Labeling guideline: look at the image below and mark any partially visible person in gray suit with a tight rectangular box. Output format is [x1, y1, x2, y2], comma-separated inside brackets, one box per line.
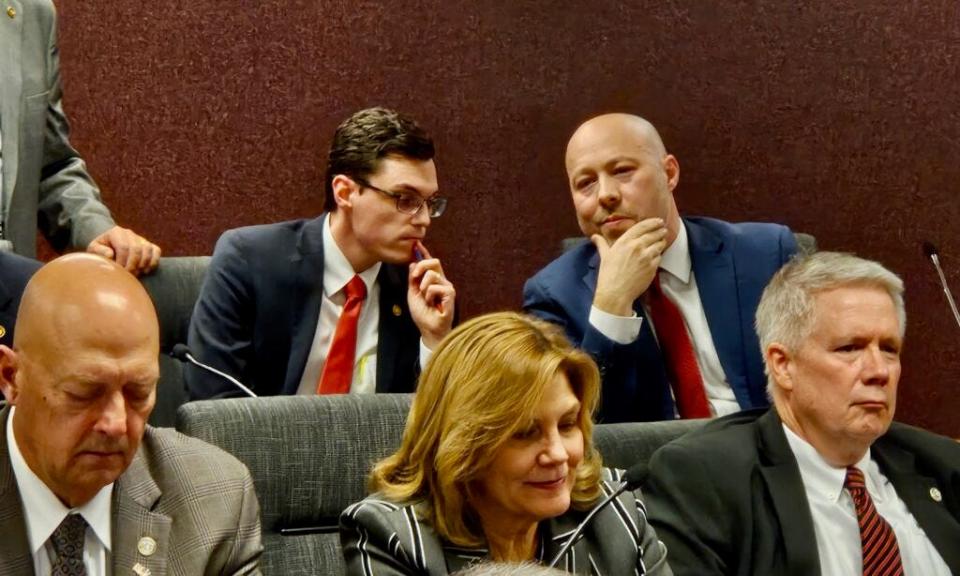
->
[1, 0, 160, 274]
[341, 312, 671, 575]
[0, 253, 262, 574]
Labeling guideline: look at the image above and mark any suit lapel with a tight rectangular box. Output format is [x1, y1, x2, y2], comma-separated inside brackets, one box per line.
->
[112, 435, 172, 576]
[283, 216, 326, 394]
[873, 436, 960, 572]
[757, 410, 822, 576]
[687, 219, 751, 406]
[0, 407, 35, 574]
[0, 0, 24, 201]
[376, 263, 410, 393]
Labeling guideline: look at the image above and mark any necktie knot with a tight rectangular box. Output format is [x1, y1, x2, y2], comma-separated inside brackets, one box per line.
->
[51, 514, 87, 576]
[345, 275, 366, 302]
[845, 466, 867, 491]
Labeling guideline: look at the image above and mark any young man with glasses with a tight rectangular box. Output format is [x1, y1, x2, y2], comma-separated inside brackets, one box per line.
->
[186, 107, 455, 398]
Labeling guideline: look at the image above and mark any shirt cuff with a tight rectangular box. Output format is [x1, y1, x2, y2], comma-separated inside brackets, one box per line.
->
[589, 306, 643, 344]
[419, 338, 433, 369]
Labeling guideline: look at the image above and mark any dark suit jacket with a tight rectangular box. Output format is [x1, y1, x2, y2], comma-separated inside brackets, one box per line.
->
[643, 408, 960, 576]
[0, 0, 115, 257]
[0, 252, 40, 347]
[523, 217, 797, 423]
[0, 407, 263, 575]
[186, 215, 421, 398]
[340, 469, 672, 575]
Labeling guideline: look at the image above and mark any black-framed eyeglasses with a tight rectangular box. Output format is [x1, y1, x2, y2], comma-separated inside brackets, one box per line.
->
[354, 178, 447, 218]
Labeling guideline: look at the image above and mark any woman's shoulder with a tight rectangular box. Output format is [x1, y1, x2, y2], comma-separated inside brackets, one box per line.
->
[341, 494, 454, 574]
[341, 493, 425, 527]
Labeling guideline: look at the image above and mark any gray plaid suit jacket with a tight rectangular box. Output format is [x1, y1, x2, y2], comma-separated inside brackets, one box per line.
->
[0, 407, 263, 575]
[0, 0, 115, 256]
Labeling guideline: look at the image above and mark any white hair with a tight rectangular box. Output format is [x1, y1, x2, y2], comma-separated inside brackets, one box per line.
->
[755, 251, 905, 396]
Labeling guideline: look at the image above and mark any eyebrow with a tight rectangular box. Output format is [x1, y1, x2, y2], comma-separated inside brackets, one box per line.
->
[391, 183, 440, 198]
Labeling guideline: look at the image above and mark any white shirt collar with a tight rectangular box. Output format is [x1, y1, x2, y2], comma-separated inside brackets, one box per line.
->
[783, 423, 874, 503]
[7, 406, 113, 554]
[659, 220, 692, 284]
[322, 214, 381, 297]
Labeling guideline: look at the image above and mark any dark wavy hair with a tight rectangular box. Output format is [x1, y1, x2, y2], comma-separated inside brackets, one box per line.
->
[323, 107, 435, 211]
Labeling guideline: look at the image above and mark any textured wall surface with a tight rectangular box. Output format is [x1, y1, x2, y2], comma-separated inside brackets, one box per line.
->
[52, 1, 960, 435]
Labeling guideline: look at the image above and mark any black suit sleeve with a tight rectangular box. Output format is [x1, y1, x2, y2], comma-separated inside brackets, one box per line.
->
[643, 442, 732, 576]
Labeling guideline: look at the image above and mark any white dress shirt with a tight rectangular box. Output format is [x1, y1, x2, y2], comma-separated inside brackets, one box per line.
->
[7, 407, 112, 576]
[589, 223, 739, 416]
[296, 214, 430, 394]
[783, 425, 951, 576]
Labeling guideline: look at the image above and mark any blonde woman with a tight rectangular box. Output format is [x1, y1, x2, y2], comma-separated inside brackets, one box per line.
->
[341, 312, 671, 575]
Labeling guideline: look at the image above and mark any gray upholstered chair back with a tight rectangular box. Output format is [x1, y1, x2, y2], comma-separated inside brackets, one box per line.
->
[175, 394, 705, 575]
[593, 419, 706, 471]
[176, 394, 413, 576]
[140, 256, 211, 427]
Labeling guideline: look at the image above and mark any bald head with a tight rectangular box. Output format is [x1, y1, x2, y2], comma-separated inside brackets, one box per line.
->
[16, 253, 159, 355]
[566, 113, 668, 174]
[1, 253, 159, 507]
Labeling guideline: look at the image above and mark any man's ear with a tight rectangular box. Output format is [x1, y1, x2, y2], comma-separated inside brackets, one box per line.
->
[0, 345, 21, 404]
[331, 174, 359, 210]
[765, 342, 794, 393]
[663, 154, 680, 193]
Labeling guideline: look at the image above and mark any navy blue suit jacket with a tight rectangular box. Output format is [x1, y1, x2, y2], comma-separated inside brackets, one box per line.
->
[0, 252, 41, 348]
[186, 216, 421, 398]
[523, 216, 797, 423]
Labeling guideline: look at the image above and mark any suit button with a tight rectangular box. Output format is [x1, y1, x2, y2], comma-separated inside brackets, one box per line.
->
[6, 7, 15, 18]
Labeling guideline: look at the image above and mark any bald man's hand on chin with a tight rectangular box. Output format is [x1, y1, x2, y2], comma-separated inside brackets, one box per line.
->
[86, 225, 162, 276]
[592, 217, 667, 317]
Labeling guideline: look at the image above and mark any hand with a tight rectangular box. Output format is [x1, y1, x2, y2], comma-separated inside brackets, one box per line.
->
[86, 226, 162, 276]
[407, 242, 455, 349]
[592, 218, 668, 316]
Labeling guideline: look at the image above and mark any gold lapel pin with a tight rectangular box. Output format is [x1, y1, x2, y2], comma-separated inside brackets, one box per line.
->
[930, 487, 943, 502]
[0, 325, 6, 339]
[133, 562, 152, 576]
[6, 6, 15, 18]
[392, 304, 402, 317]
[137, 536, 157, 556]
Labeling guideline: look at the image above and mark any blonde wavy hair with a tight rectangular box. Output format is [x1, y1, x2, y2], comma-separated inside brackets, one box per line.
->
[369, 312, 603, 547]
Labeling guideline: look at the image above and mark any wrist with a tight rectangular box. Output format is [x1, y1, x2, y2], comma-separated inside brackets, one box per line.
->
[592, 291, 634, 317]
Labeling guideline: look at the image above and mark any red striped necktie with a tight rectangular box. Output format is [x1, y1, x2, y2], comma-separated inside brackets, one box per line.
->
[645, 272, 711, 418]
[845, 466, 904, 576]
[317, 275, 367, 394]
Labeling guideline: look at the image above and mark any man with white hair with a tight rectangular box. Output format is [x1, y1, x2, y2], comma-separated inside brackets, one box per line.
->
[643, 251, 960, 575]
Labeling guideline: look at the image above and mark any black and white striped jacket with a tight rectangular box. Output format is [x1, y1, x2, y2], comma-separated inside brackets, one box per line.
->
[340, 468, 672, 575]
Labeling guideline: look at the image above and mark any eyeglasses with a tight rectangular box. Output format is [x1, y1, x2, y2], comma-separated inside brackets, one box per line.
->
[354, 178, 448, 218]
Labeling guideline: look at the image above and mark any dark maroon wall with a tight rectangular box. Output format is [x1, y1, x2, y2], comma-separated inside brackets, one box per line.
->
[54, 1, 960, 436]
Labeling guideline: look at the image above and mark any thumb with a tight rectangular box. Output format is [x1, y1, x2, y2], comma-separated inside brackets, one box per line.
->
[590, 234, 610, 259]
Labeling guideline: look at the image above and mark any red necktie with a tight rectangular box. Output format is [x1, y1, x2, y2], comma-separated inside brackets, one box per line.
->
[845, 467, 904, 576]
[317, 275, 367, 394]
[645, 272, 711, 418]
